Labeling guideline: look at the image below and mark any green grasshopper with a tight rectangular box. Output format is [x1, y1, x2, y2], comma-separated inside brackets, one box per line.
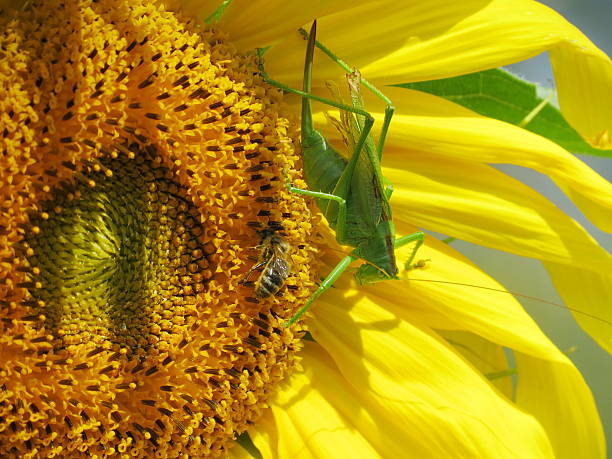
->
[257, 22, 425, 326]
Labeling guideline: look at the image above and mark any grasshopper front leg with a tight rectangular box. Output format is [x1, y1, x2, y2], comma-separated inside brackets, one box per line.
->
[396, 232, 426, 270]
[282, 168, 349, 243]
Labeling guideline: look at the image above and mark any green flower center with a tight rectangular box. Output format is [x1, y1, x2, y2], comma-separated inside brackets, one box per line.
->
[24, 145, 213, 354]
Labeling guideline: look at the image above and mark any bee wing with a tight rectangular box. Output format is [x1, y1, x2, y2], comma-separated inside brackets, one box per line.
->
[270, 256, 291, 279]
[255, 256, 292, 298]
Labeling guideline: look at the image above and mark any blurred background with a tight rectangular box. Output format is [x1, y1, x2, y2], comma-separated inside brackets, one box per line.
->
[450, 0, 612, 448]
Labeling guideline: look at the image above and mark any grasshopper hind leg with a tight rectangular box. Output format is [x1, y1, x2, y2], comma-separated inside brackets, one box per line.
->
[284, 254, 356, 327]
[285, 231, 427, 327]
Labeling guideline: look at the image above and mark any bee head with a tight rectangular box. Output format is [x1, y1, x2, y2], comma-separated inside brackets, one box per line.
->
[256, 224, 285, 241]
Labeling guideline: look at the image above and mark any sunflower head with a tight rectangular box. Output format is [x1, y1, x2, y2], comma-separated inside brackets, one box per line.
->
[0, 0, 320, 456]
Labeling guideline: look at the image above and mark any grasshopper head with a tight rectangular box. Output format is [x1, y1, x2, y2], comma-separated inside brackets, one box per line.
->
[354, 263, 398, 285]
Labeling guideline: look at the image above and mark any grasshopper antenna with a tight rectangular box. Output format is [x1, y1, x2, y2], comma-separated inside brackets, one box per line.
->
[408, 278, 612, 327]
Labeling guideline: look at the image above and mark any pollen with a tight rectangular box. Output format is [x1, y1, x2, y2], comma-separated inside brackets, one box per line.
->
[0, 0, 318, 457]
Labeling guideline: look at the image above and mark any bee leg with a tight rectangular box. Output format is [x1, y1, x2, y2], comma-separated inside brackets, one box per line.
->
[239, 261, 267, 285]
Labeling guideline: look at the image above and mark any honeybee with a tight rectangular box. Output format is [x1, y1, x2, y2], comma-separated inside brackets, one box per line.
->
[241, 230, 292, 298]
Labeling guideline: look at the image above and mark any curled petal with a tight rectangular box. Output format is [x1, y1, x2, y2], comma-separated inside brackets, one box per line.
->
[377, 88, 612, 234]
[382, 156, 612, 273]
[544, 262, 612, 355]
[368, 229, 564, 363]
[515, 353, 606, 459]
[264, 0, 612, 147]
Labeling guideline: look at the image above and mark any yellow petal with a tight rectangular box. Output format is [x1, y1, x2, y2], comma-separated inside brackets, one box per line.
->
[308, 287, 555, 457]
[442, 331, 605, 458]
[383, 154, 612, 273]
[367, 228, 564, 363]
[264, 0, 612, 147]
[250, 343, 380, 458]
[515, 353, 606, 459]
[248, 414, 278, 459]
[228, 440, 255, 459]
[544, 262, 612, 354]
[214, 0, 377, 51]
[377, 87, 612, 235]
[550, 44, 612, 148]
[439, 330, 513, 399]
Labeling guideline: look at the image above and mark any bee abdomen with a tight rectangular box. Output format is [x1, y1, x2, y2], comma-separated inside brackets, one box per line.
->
[255, 271, 284, 298]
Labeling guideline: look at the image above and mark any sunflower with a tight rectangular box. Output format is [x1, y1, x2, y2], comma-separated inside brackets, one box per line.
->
[1, 0, 611, 458]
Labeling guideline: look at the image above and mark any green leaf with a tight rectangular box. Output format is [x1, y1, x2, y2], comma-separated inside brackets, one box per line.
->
[395, 68, 612, 158]
[236, 431, 263, 459]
